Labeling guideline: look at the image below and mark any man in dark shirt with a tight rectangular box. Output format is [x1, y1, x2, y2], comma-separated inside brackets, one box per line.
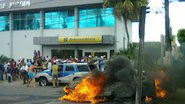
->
[0, 63, 4, 80]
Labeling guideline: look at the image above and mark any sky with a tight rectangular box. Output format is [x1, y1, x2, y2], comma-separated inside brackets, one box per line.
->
[132, 0, 185, 43]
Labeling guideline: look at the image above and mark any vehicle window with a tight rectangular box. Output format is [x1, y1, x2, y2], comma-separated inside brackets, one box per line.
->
[77, 65, 90, 72]
[58, 65, 63, 71]
[66, 65, 74, 71]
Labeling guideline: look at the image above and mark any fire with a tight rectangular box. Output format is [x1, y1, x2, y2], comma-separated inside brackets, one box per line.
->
[154, 79, 167, 98]
[145, 70, 167, 103]
[59, 73, 106, 104]
[145, 96, 152, 103]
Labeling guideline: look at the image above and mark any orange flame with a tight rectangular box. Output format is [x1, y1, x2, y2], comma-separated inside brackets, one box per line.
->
[145, 96, 152, 103]
[154, 79, 167, 98]
[59, 73, 106, 104]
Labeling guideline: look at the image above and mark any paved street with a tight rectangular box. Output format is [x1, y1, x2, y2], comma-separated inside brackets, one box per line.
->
[0, 80, 87, 104]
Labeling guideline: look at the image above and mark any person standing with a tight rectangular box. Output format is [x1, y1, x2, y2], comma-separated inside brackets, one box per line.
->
[47, 59, 52, 71]
[7, 63, 11, 83]
[20, 63, 28, 84]
[52, 62, 59, 88]
[27, 62, 36, 87]
[10, 59, 15, 81]
[0, 63, 4, 80]
[4, 63, 8, 80]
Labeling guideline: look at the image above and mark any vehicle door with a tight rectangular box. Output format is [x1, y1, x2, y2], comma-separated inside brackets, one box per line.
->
[58, 64, 63, 77]
[63, 64, 76, 76]
[76, 64, 91, 72]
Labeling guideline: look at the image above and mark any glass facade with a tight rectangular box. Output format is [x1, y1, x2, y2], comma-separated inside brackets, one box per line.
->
[1, 7, 115, 31]
[13, 12, 40, 30]
[79, 8, 114, 28]
[0, 15, 9, 31]
[44, 10, 75, 29]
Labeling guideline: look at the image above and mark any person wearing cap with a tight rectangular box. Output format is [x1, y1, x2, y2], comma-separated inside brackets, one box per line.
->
[51, 61, 59, 88]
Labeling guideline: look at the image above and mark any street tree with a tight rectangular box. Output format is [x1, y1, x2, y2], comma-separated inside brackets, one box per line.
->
[0, 55, 10, 64]
[177, 28, 185, 45]
[177, 28, 185, 56]
[103, 0, 147, 49]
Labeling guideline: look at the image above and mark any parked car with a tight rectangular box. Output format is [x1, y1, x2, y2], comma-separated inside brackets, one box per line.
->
[35, 63, 91, 86]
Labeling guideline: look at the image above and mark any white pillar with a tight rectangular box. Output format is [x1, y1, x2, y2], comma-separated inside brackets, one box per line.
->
[40, 10, 44, 57]
[74, 7, 78, 58]
[9, 13, 13, 59]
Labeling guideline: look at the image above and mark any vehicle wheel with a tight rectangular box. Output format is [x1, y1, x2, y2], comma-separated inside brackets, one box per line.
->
[73, 77, 81, 81]
[39, 77, 48, 86]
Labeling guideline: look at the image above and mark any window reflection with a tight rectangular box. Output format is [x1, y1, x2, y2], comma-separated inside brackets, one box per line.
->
[0, 7, 114, 31]
[79, 8, 115, 28]
[44, 9, 75, 29]
[0, 15, 9, 31]
[13, 12, 40, 30]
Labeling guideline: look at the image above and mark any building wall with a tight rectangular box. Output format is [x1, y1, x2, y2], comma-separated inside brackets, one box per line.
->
[12, 30, 41, 60]
[0, 32, 11, 57]
[78, 27, 114, 36]
[43, 29, 75, 37]
[115, 17, 132, 51]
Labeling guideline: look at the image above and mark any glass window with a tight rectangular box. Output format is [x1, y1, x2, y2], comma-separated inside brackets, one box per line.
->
[58, 65, 63, 71]
[44, 9, 74, 29]
[66, 65, 74, 71]
[79, 8, 115, 28]
[51, 49, 74, 59]
[13, 12, 40, 30]
[0, 15, 9, 31]
[77, 65, 90, 72]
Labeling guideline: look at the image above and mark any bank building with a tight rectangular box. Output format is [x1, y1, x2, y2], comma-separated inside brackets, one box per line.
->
[0, 0, 134, 60]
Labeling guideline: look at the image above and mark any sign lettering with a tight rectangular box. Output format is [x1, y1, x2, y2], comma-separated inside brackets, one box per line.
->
[0, 0, 31, 9]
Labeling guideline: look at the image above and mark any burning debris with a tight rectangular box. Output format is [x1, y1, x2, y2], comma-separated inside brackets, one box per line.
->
[59, 71, 107, 103]
[154, 79, 167, 98]
[59, 56, 137, 104]
[152, 70, 168, 98]
[99, 56, 136, 102]
[59, 55, 162, 104]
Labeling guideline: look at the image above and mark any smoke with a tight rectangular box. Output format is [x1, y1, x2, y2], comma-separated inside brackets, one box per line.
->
[104, 55, 135, 84]
[164, 55, 185, 92]
[99, 55, 136, 102]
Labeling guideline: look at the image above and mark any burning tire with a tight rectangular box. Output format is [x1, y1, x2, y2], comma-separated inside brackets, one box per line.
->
[39, 77, 48, 86]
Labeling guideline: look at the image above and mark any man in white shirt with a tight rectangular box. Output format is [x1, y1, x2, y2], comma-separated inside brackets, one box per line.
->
[47, 59, 52, 71]
[20, 64, 28, 84]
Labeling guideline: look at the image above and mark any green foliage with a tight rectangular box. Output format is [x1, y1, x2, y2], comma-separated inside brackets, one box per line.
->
[114, 42, 162, 70]
[177, 28, 185, 45]
[103, 0, 147, 20]
[0, 55, 10, 64]
[114, 44, 137, 60]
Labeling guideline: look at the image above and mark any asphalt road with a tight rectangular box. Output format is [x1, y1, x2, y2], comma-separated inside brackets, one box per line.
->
[0, 80, 87, 104]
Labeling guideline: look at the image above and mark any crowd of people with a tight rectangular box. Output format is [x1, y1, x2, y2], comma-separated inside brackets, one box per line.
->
[0, 50, 107, 88]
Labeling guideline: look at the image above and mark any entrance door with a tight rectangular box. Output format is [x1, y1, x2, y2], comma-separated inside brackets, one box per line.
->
[51, 49, 74, 58]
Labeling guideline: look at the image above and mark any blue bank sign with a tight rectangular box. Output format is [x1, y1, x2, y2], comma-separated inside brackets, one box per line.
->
[0, 0, 30, 9]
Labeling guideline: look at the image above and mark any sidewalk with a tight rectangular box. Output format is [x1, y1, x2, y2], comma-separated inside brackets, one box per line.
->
[0, 78, 24, 85]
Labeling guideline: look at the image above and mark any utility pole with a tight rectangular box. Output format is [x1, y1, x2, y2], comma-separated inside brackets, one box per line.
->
[164, 0, 172, 65]
[165, 0, 172, 51]
[135, 6, 146, 104]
